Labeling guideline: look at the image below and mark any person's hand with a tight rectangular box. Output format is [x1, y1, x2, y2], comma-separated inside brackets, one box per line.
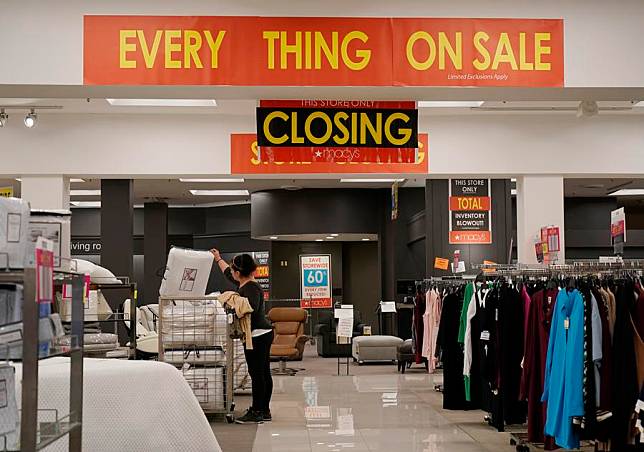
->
[210, 248, 221, 262]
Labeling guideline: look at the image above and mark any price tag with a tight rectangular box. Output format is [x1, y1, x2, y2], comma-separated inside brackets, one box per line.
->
[480, 330, 490, 341]
[564, 318, 570, 330]
[434, 257, 449, 270]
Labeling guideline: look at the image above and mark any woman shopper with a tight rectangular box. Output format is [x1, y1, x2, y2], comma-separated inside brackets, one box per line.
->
[211, 249, 274, 424]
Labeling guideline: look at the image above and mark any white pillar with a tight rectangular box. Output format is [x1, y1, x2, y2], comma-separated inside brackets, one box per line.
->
[20, 176, 70, 210]
[516, 175, 565, 264]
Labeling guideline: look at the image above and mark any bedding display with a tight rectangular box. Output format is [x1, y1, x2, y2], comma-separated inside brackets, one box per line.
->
[54, 333, 119, 353]
[160, 300, 227, 348]
[182, 365, 226, 411]
[0, 197, 30, 270]
[26, 210, 71, 271]
[0, 284, 22, 325]
[71, 259, 122, 285]
[159, 247, 214, 297]
[14, 358, 221, 452]
[56, 289, 113, 322]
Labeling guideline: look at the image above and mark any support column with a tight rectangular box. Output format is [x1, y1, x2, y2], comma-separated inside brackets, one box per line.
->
[378, 189, 395, 335]
[143, 202, 168, 305]
[100, 180, 133, 279]
[516, 175, 565, 264]
[20, 176, 70, 210]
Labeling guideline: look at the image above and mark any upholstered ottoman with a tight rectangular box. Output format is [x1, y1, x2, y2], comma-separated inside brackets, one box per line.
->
[396, 339, 414, 373]
[352, 335, 404, 364]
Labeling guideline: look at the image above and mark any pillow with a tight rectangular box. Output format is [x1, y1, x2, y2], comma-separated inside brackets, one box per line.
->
[72, 259, 122, 284]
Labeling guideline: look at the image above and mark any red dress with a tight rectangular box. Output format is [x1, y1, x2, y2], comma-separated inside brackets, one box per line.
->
[521, 288, 558, 449]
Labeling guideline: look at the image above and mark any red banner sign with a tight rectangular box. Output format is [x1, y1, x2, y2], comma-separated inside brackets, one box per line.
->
[231, 133, 428, 174]
[84, 16, 563, 87]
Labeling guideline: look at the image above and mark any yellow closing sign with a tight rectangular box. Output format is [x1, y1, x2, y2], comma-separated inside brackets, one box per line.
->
[0, 187, 14, 198]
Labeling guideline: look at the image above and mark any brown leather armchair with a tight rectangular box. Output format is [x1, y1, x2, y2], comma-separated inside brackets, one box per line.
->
[268, 307, 308, 361]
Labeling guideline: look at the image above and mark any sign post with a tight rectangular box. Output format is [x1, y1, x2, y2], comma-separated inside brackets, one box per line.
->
[449, 179, 492, 245]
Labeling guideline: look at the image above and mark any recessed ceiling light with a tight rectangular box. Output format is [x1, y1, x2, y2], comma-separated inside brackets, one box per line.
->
[179, 178, 245, 183]
[106, 99, 217, 107]
[315, 239, 324, 242]
[70, 201, 101, 208]
[361, 238, 370, 241]
[609, 189, 644, 196]
[189, 190, 249, 196]
[340, 178, 405, 183]
[418, 101, 484, 108]
[14, 178, 21, 182]
[330, 234, 339, 237]
[70, 178, 86, 183]
[70, 189, 101, 196]
[635, 101, 644, 107]
[270, 236, 278, 240]
[326, 236, 334, 239]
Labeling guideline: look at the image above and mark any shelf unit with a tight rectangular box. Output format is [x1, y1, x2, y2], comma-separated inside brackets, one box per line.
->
[0, 269, 85, 451]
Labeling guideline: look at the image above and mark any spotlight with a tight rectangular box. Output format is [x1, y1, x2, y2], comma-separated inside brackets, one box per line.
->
[24, 109, 37, 128]
[0, 110, 7, 127]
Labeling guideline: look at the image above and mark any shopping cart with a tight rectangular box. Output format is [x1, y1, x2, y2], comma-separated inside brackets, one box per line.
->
[157, 295, 236, 423]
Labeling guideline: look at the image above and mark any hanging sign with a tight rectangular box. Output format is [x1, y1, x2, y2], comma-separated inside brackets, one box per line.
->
[448, 179, 492, 244]
[300, 254, 332, 309]
[35, 237, 54, 304]
[231, 133, 428, 174]
[256, 100, 418, 163]
[83, 16, 563, 87]
[0, 187, 13, 198]
[611, 207, 626, 254]
[434, 257, 450, 270]
[391, 181, 399, 220]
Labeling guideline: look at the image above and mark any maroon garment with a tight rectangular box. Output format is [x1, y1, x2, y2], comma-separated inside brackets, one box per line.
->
[521, 288, 558, 449]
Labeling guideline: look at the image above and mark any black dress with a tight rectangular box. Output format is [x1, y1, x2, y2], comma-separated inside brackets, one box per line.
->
[436, 291, 469, 410]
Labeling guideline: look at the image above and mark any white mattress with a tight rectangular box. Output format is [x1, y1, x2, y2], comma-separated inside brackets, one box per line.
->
[161, 301, 227, 348]
[14, 358, 221, 452]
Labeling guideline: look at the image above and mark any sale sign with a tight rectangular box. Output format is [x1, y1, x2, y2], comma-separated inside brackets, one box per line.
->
[449, 179, 492, 244]
[611, 207, 626, 254]
[257, 100, 418, 163]
[83, 16, 563, 87]
[300, 255, 332, 309]
[230, 133, 428, 174]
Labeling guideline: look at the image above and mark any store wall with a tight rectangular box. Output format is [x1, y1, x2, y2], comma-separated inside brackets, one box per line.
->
[70, 203, 267, 303]
[342, 242, 380, 332]
[425, 179, 514, 276]
[4, 114, 644, 178]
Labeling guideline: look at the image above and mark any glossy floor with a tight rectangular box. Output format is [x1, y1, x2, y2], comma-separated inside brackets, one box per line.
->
[212, 355, 516, 451]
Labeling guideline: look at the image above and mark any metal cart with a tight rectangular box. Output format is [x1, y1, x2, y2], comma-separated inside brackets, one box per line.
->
[157, 295, 235, 422]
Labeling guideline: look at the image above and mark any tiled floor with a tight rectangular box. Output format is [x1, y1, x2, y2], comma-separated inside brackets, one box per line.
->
[212, 347, 516, 452]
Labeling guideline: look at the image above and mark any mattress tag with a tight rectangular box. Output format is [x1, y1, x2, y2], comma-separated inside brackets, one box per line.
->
[480, 330, 490, 341]
[547, 296, 552, 305]
[564, 318, 570, 330]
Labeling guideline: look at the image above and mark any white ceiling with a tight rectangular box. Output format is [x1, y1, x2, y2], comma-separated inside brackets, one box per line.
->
[4, 177, 644, 206]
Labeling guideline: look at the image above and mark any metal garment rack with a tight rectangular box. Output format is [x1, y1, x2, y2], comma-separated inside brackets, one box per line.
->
[0, 268, 85, 452]
[87, 281, 138, 358]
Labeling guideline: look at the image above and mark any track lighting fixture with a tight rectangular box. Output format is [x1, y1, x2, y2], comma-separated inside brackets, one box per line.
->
[24, 109, 37, 128]
[0, 109, 7, 127]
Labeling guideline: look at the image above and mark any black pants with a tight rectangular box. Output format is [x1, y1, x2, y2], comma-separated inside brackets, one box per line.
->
[244, 331, 274, 412]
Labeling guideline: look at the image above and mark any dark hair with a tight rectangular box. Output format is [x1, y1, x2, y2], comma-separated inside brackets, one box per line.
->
[231, 254, 258, 277]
